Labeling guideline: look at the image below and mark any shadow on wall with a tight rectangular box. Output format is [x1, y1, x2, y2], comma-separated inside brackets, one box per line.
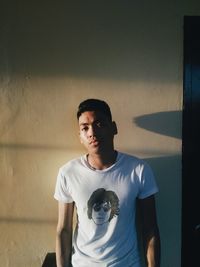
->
[134, 111, 182, 139]
[146, 155, 181, 267]
[136, 155, 181, 267]
[134, 111, 182, 267]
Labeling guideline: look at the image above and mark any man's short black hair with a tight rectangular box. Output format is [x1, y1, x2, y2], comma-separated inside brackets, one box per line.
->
[77, 99, 112, 121]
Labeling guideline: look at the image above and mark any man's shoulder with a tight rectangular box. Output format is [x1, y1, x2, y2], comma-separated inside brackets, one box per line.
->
[59, 155, 84, 174]
[118, 151, 145, 165]
[117, 152, 152, 174]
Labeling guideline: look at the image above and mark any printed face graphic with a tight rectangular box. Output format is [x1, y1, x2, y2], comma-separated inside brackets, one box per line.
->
[87, 188, 120, 226]
[91, 201, 112, 225]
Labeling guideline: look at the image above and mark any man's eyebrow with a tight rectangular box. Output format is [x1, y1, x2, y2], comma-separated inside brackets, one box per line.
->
[79, 119, 104, 126]
[79, 122, 89, 126]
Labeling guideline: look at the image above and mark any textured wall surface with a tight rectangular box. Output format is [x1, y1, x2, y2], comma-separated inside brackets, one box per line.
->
[1, 1, 200, 267]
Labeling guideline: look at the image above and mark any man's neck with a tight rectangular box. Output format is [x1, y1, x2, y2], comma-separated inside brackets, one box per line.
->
[87, 150, 118, 170]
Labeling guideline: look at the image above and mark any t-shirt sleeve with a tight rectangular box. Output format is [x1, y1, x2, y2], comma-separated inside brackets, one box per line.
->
[54, 168, 74, 203]
[137, 162, 158, 199]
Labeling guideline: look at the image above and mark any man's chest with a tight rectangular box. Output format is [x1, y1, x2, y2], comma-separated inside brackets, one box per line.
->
[69, 171, 139, 211]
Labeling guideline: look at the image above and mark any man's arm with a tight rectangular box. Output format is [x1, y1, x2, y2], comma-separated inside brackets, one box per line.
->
[138, 195, 161, 267]
[56, 201, 74, 267]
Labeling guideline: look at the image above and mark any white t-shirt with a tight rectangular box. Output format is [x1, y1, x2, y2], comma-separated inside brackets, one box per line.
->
[54, 152, 158, 267]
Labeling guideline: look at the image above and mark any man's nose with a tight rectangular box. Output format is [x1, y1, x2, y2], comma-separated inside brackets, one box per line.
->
[88, 125, 96, 137]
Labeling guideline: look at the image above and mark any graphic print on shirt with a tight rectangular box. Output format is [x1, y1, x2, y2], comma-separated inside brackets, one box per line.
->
[87, 188, 120, 225]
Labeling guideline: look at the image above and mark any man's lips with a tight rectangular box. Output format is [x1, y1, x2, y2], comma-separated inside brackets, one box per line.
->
[89, 139, 100, 145]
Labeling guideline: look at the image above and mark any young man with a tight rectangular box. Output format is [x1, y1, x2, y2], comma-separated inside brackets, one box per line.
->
[54, 99, 161, 267]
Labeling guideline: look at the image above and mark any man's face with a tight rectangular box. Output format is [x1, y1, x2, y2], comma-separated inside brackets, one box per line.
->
[78, 111, 116, 154]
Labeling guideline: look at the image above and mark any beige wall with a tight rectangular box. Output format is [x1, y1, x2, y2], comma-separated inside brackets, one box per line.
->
[1, 1, 200, 266]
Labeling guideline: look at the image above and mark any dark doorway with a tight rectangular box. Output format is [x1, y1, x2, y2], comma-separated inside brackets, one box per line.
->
[182, 16, 200, 267]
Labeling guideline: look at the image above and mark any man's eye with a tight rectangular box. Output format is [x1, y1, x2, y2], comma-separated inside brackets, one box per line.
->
[81, 127, 88, 131]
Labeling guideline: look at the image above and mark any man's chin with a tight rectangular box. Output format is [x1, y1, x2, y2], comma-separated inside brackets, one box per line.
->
[89, 144, 101, 152]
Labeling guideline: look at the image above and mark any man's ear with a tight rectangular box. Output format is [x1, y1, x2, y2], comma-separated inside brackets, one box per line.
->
[112, 121, 118, 135]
